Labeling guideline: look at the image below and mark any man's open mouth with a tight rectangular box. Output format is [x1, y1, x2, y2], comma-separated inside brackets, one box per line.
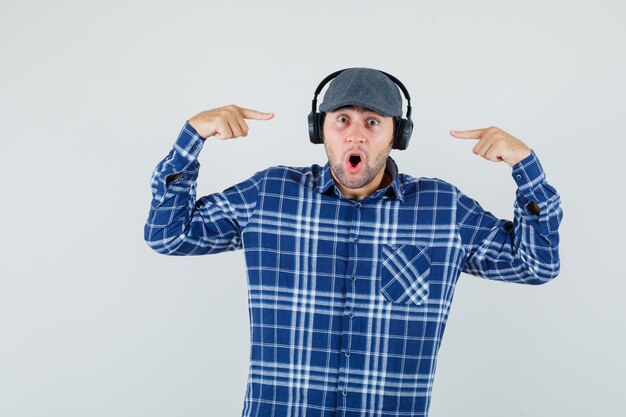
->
[345, 152, 364, 173]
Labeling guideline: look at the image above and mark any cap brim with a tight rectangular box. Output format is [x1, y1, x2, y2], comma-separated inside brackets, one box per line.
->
[320, 99, 396, 117]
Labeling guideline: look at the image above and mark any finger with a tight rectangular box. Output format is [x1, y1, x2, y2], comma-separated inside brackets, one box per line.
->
[234, 116, 249, 137]
[214, 124, 233, 140]
[449, 128, 489, 139]
[472, 136, 495, 156]
[485, 144, 505, 163]
[227, 119, 243, 138]
[240, 107, 275, 120]
[241, 118, 250, 136]
[474, 141, 493, 160]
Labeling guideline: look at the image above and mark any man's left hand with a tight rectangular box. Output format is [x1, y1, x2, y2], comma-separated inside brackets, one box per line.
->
[449, 126, 532, 167]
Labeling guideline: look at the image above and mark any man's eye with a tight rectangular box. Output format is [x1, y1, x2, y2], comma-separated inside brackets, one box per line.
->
[367, 119, 380, 126]
[338, 116, 348, 123]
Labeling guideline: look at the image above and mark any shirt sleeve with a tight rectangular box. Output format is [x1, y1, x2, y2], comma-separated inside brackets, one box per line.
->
[456, 150, 563, 284]
[144, 121, 264, 255]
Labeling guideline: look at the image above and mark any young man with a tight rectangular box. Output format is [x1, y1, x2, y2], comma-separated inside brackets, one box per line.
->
[145, 68, 562, 417]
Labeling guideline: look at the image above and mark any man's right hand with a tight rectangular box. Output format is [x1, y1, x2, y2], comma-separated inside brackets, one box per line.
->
[188, 105, 275, 140]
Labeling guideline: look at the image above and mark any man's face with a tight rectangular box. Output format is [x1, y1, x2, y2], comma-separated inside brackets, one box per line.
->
[322, 105, 395, 199]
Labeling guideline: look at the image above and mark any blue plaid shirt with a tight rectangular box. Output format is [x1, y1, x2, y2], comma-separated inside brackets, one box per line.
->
[144, 122, 562, 417]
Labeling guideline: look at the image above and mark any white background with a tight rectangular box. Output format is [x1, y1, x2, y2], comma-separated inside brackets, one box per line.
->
[1, 0, 624, 416]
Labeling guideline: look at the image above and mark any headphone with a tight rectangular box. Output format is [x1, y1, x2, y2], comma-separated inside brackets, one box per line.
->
[307, 68, 414, 150]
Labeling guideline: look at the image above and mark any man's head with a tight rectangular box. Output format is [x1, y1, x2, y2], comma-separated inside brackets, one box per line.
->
[322, 105, 395, 199]
[318, 68, 403, 199]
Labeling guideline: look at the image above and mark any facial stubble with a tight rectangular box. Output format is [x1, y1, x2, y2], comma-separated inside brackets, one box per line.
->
[325, 140, 393, 191]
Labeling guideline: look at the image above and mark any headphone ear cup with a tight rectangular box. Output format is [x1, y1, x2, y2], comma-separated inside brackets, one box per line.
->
[316, 113, 325, 143]
[308, 112, 319, 144]
[308, 112, 325, 144]
[393, 118, 413, 150]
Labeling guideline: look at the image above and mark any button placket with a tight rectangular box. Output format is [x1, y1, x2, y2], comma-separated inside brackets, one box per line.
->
[340, 200, 362, 402]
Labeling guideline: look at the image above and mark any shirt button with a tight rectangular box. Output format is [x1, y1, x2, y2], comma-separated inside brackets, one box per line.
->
[345, 351, 351, 357]
[355, 202, 361, 208]
[353, 237, 358, 244]
[192, 145, 199, 151]
[348, 312, 353, 318]
[350, 274, 356, 281]
[516, 174, 522, 180]
[342, 389, 347, 396]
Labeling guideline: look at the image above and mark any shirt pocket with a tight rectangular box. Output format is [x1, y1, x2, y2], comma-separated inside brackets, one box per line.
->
[380, 243, 431, 306]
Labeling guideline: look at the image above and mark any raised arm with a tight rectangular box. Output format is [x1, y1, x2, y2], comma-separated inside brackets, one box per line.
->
[144, 105, 274, 255]
[450, 126, 563, 284]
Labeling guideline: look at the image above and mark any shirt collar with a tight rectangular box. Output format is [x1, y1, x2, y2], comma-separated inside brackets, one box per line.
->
[316, 156, 405, 202]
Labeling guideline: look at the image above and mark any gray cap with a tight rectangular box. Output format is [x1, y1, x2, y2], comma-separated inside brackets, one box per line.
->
[319, 68, 403, 117]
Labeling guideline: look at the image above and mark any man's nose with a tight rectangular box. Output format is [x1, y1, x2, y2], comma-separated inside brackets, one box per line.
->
[346, 122, 366, 143]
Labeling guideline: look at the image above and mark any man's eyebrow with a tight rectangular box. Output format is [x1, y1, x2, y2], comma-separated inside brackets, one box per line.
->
[333, 107, 384, 117]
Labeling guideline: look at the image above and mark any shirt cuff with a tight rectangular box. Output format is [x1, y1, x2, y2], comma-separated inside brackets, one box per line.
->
[175, 121, 205, 158]
[511, 150, 547, 202]
[165, 121, 206, 173]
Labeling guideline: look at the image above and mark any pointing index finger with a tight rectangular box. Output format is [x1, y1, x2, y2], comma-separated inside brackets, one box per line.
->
[449, 128, 488, 139]
[240, 107, 275, 120]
